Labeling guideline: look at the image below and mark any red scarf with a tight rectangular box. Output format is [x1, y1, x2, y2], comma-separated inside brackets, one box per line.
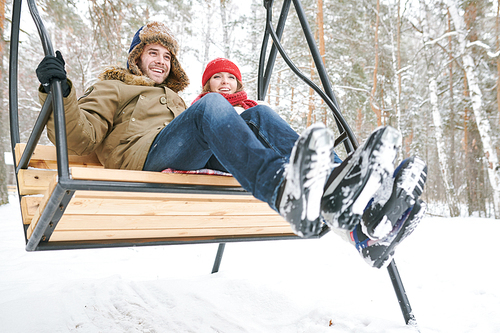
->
[191, 91, 258, 110]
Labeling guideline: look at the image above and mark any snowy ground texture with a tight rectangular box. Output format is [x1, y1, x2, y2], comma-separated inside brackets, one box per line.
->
[1, 193, 499, 333]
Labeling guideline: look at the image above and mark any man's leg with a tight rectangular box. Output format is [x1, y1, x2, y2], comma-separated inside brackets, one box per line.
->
[144, 93, 289, 209]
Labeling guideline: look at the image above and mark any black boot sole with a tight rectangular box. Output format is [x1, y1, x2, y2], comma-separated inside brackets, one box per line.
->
[362, 156, 427, 239]
[321, 126, 401, 231]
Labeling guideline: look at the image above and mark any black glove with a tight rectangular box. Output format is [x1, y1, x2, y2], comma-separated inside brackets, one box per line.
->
[36, 50, 70, 97]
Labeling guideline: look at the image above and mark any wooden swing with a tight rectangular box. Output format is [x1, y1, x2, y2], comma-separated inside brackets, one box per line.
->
[9, 0, 417, 326]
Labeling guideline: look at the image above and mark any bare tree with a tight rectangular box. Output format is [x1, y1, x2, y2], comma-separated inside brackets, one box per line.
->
[370, 0, 382, 126]
[0, 0, 8, 205]
[447, 0, 500, 218]
[419, 0, 460, 216]
[220, 0, 230, 58]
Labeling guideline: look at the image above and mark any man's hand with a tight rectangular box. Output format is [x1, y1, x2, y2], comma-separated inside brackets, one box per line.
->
[36, 50, 70, 97]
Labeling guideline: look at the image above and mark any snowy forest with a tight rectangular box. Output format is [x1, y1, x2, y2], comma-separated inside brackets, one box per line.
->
[0, 0, 499, 219]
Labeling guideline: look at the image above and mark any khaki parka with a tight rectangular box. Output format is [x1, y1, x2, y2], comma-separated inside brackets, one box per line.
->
[40, 68, 187, 170]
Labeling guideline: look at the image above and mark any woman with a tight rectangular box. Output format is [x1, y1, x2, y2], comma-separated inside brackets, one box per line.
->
[192, 58, 261, 114]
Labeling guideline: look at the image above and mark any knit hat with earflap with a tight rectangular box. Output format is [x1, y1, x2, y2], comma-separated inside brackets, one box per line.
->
[128, 22, 189, 92]
[202, 58, 242, 87]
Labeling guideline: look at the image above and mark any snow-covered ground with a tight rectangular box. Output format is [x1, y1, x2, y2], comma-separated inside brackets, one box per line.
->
[1, 193, 499, 333]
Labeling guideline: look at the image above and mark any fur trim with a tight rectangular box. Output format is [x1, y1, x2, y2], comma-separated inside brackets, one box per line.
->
[127, 22, 189, 92]
[98, 67, 156, 86]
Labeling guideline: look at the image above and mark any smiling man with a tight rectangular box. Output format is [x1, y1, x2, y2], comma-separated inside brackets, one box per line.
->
[35, 22, 427, 268]
[137, 44, 172, 84]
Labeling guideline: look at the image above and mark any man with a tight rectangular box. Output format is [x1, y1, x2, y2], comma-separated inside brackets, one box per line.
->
[36, 22, 427, 268]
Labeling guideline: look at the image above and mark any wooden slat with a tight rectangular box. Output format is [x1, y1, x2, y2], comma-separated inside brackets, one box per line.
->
[70, 167, 241, 187]
[20, 196, 42, 225]
[27, 175, 58, 238]
[15, 143, 102, 168]
[17, 167, 241, 197]
[48, 226, 294, 242]
[18, 169, 57, 195]
[21, 191, 281, 225]
[52, 214, 288, 230]
[64, 192, 272, 216]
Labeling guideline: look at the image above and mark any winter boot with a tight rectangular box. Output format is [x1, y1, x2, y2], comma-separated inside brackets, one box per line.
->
[362, 156, 427, 240]
[351, 199, 426, 268]
[320, 126, 401, 231]
[277, 123, 337, 238]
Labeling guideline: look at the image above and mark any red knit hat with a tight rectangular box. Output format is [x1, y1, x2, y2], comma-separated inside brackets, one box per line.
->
[202, 58, 242, 86]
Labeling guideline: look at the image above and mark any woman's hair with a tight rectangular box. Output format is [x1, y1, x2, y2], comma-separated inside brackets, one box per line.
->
[202, 78, 244, 93]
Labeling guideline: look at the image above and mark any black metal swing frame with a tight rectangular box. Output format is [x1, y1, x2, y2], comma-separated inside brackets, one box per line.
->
[9, 0, 417, 326]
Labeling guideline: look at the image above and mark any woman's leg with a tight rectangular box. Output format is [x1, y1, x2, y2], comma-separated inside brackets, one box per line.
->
[241, 105, 342, 164]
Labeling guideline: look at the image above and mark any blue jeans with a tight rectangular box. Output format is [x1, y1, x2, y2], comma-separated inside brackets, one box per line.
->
[144, 93, 341, 211]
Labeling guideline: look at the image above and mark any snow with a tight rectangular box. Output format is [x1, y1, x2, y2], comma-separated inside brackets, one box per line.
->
[1, 193, 499, 333]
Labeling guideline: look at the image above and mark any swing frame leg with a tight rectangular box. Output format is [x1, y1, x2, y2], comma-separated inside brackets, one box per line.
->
[211, 243, 226, 274]
[387, 260, 417, 326]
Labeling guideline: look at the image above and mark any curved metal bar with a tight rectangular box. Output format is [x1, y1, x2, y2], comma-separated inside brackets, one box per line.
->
[9, 0, 22, 153]
[261, 1, 358, 152]
[265, 15, 356, 148]
[16, 94, 53, 172]
[27, 0, 54, 56]
[258, 0, 291, 100]
[26, 0, 70, 180]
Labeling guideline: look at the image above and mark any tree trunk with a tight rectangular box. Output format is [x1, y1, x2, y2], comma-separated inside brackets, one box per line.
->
[387, 3, 402, 160]
[429, 79, 461, 216]
[317, 0, 327, 125]
[420, 0, 460, 216]
[220, 0, 230, 58]
[447, 0, 500, 218]
[307, 58, 315, 127]
[203, 0, 213, 66]
[370, 0, 382, 126]
[463, 71, 473, 215]
[448, 10, 456, 190]
[275, 71, 281, 107]
[0, 0, 8, 205]
[497, 1, 500, 127]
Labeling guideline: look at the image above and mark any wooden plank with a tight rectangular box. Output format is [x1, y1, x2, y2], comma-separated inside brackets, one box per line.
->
[20, 196, 42, 225]
[48, 226, 295, 242]
[49, 214, 288, 230]
[17, 167, 241, 196]
[15, 143, 103, 168]
[64, 192, 274, 216]
[18, 169, 57, 195]
[27, 175, 58, 239]
[20, 194, 278, 225]
[70, 167, 241, 187]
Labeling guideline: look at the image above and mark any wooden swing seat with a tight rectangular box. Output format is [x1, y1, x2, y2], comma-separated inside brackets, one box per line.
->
[15, 143, 295, 246]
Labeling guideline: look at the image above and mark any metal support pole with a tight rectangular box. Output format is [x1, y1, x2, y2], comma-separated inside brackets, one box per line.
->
[387, 260, 417, 326]
[211, 243, 226, 274]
